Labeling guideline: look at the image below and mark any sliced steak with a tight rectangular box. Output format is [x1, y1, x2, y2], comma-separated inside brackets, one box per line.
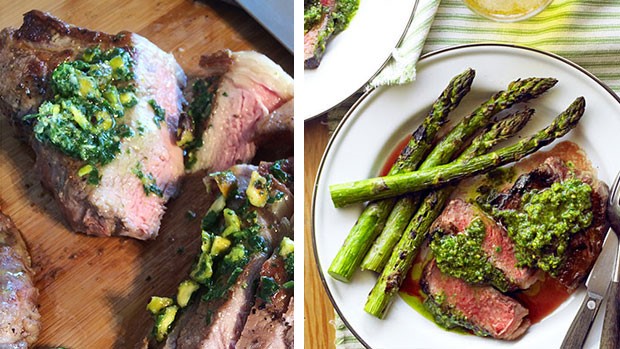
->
[421, 260, 530, 340]
[155, 161, 294, 349]
[237, 248, 293, 349]
[490, 156, 609, 290]
[252, 99, 294, 162]
[0, 212, 40, 348]
[282, 297, 294, 348]
[431, 199, 540, 290]
[0, 11, 186, 239]
[189, 50, 293, 174]
[175, 252, 266, 349]
[304, 0, 337, 69]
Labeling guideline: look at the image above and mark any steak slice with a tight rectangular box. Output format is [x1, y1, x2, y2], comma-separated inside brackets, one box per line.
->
[176, 252, 267, 349]
[282, 297, 294, 348]
[0, 11, 186, 239]
[490, 156, 609, 290]
[252, 99, 294, 162]
[153, 161, 294, 349]
[431, 199, 540, 290]
[304, 0, 337, 69]
[236, 247, 294, 349]
[421, 260, 530, 340]
[0, 212, 40, 348]
[188, 50, 293, 174]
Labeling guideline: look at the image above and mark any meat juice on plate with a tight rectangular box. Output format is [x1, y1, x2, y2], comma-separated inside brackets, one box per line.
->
[381, 137, 582, 330]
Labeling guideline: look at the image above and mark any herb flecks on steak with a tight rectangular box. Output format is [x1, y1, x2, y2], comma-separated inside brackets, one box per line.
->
[490, 178, 593, 275]
[146, 159, 293, 347]
[25, 46, 138, 185]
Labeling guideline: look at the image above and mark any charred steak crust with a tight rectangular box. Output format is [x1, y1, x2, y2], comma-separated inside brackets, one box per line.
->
[490, 157, 609, 290]
[0, 212, 40, 348]
[0, 11, 186, 239]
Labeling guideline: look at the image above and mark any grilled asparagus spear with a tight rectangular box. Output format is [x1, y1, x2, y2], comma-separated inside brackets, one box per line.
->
[330, 97, 585, 207]
[328, 69, 475, 282]
[359, 77, 557, 271]
[364, 108, 535, 317]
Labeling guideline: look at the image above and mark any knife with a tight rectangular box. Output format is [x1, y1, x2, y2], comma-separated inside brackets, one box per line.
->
[601, 250, 619, 349]
[235, 0, 293, 53]
[601, 190, 620, 349]
[561, 231, 618, 349]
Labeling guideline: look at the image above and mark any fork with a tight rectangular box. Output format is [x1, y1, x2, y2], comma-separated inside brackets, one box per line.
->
[601, 171, 620, 349]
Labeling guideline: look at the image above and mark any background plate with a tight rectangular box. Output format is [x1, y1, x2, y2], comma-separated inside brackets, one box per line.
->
[303, 0, 417, 120]
[313, 44, 620, 349]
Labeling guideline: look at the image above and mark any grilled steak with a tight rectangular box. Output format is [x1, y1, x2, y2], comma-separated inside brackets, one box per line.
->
[304, 0, 337, 69]
[174, 253, 267, 349]
[490, 156, 609, 290]
[0, 212, 40, 348]
[282, 297, 293, 348]
[188, 50, 293, 174]
[252, 98, 294, 162]
[236, 246, 294, 349]
[431, 199, 540, 290]
[421, 260, 530, 340]
[154, 160, 294, 349]
[0, 11, 186, 239]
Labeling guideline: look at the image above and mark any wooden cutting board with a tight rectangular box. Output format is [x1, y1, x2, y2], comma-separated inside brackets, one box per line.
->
[0, 1, 292, 347]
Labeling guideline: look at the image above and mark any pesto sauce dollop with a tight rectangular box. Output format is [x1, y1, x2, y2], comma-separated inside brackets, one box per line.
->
[304, 0, 359, 34]
[430, 218, 510, 292]
[492, 178, 593, 275]
[332, 0, 359, 33]
[304, 1, 327, 32]
[26, 46, 138, 184]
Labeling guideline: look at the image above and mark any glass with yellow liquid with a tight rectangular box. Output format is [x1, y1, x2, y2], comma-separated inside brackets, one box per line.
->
[463, 0, 554, 22]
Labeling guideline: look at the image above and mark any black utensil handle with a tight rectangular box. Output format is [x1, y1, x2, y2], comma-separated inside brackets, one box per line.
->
[601, 281, 620, 349]
[561, 294, 602, 349]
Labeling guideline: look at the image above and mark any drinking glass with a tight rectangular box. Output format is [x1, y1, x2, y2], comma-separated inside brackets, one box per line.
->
[462, 0, 554, 22]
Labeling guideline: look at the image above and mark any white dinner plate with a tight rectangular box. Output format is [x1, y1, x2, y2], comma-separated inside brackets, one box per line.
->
[312, 43, 620, 349]
[302, 0, 418, 120]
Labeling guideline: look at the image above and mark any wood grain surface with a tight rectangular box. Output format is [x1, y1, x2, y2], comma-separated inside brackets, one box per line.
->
[304, 117, 336, 349]
[0, 1, 291, 347]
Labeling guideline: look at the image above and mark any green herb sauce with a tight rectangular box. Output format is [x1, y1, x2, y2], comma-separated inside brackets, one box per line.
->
[304, 1, 327, 33]
[257, 276, 280, 302]
[26, 46, 137, 184]
[269, 160, 292, 183]
[332, 0, 359, 33]
[491, 178, 593, 275]
[148, 99, 165, 128]
[182, 78, 216, 169]
[132, 162, 164, 197]
[304, 0, 359, 57]
[148, 164, 292, 341]
[424, 296, 490, 337]
[430, 218, 510, 292]
[284, 251, 294, 278]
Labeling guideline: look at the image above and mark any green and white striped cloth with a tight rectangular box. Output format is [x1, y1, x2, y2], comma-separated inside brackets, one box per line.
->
[334, 0, 620, 347]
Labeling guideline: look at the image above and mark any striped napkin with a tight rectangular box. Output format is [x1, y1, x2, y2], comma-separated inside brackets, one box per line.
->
[333, 0, 620, 347]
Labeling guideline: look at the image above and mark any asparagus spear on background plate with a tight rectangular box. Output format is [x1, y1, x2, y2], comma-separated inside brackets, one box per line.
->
[327, 68, 476, 282]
